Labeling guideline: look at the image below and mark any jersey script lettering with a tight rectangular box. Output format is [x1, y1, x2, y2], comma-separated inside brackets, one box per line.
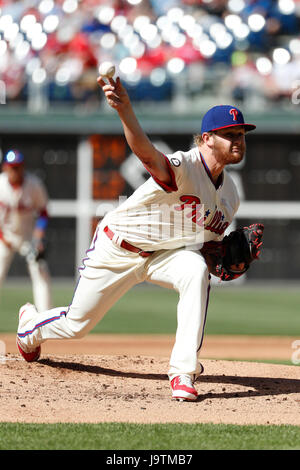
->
[175, 195, 229, 234]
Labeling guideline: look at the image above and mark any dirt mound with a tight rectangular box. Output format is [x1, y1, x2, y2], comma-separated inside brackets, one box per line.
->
[1, 333, 298, 360]
[1, 353, 299, 425]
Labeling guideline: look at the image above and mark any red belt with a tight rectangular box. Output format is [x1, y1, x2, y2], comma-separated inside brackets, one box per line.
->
[104, 226, 153, 258]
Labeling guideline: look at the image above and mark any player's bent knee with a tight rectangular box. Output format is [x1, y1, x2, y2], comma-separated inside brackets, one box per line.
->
[176, 258, 209, 291]
[64, 319, 87, 339]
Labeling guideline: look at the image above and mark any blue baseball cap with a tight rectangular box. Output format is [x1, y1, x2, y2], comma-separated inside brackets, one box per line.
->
[201, 105, 256, 134]
[3, 149, 24, 166]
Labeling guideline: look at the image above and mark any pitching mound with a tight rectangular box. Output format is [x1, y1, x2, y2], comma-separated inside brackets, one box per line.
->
[1, 353, 299, 425]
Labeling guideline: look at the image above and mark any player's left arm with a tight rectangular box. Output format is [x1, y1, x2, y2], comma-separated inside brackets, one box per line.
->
[201, 223, 264, 281]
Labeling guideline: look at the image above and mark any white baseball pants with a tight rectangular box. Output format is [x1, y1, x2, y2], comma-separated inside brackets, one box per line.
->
[17, 222, 210, 378]
[0, 240, 52, 313]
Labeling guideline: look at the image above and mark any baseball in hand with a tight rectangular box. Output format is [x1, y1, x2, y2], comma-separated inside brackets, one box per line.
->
[98, 61, 116, 79]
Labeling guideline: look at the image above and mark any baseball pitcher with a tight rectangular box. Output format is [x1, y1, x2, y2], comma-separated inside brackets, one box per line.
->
[0, 150, 51, 312]
[16, 76, 264, 401]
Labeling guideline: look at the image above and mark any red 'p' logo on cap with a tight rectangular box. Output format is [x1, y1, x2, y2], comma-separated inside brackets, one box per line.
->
[229, 108, 238, 121]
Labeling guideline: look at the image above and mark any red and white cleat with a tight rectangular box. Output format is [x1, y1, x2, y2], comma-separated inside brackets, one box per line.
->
[170, 374, 198, 401]
[16, 338, 41, 362]
[16, 303, 41, 362]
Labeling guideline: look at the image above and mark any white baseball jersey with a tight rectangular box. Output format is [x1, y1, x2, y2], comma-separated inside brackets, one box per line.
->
[104, 147, 240, 251]
[0, 171, 48, 249]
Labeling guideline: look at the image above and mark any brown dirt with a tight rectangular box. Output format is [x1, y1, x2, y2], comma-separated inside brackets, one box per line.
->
[0, 334, 299, 425]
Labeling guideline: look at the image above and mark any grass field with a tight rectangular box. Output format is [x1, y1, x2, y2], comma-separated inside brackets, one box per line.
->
[0, 422, 300, 450]
[1, 280, 299, 336]
[1, 280, 299, 451]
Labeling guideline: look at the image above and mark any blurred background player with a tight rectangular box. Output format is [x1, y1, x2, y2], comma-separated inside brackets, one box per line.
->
[0, 149, 52, 312]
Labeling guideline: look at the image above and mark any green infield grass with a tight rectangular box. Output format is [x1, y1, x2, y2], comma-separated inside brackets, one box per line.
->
[0, 422, 300, 450]
[1, 281, 299, 336]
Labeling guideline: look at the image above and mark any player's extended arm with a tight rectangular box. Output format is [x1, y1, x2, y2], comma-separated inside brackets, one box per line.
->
[97, 76, 171, 186]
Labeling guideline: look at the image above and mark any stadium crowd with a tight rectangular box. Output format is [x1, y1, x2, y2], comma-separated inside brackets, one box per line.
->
[0, 0, 300, 108]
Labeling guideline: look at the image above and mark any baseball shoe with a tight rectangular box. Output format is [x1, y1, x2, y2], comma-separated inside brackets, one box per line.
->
[16, 303, 41, 362]
[16, 338, 41, 362]
[170, 374, 198, 401]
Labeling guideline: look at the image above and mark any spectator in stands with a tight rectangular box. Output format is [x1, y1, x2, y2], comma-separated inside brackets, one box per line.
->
[0, 0, 300, 106]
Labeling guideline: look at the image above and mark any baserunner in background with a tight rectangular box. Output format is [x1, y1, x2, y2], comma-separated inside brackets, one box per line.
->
[0, 149, 51, 312]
